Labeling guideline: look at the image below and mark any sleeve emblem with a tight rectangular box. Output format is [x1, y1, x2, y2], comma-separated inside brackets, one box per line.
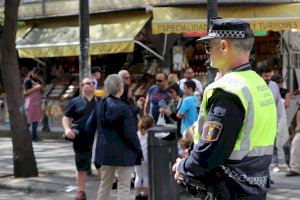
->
[202, 121, 223, 142]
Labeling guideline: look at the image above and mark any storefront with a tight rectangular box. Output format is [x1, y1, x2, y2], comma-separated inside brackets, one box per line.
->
[8, 10, 157, 127]
[151, 3, 300, 84]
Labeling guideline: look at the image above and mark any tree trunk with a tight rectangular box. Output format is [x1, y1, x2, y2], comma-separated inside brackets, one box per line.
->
[0, 0, 38, 177]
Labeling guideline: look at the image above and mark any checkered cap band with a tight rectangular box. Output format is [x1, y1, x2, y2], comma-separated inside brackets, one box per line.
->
[209, 30, 246, 39]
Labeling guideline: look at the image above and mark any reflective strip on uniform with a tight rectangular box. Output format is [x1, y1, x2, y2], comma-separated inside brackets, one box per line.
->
[229, 145, 274, 160]
[226, 77, 254, 160]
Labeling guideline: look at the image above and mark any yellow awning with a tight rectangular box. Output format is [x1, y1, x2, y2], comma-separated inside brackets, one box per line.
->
[152, 4, 300, 34]
[16, 11, 150, 58]
[16, 23, 33, 43]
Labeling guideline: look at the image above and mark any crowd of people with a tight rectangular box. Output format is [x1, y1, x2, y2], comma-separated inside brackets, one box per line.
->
[22, 18, 300, 200]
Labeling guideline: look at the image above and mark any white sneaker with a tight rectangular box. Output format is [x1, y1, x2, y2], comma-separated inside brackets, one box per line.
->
[273, 166, 280, 172]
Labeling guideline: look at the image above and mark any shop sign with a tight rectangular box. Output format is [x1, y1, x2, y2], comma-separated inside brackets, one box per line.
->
[249, 20, 300, 31]
[153, 19, 300, 34]
[152, 21, 207, 34]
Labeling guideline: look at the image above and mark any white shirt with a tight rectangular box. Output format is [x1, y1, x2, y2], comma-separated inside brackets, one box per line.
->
[178, 78, 203, 94]
[137, 130, 148, 162]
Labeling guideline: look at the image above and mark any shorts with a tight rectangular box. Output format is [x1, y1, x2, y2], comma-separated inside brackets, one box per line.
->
[75, 149, 92, 171]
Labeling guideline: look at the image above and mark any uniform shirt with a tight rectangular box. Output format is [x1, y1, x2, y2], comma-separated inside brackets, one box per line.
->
[146, 85, 169, 122]
[177, 95, 199, 134]
[177, 64, 274, 196]
[178, 78, 203, 94]
[178, 90, 245, 177]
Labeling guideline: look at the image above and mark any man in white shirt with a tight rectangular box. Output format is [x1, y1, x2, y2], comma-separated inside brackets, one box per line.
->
[178, 67, 203, 95]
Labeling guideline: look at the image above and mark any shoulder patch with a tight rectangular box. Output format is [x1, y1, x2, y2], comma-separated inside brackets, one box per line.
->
[202, 121, 223, 142]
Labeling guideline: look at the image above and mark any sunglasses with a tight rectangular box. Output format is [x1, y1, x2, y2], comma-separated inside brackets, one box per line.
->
[204, 41, 220, 54]
[156, 79, 164, 83]
[204, 43, 211, 54]
[84, 82, 95, 86]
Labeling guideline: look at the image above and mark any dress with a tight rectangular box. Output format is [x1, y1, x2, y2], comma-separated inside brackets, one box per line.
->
[134, 130, 149, 188]
[24, 77, 42, 124]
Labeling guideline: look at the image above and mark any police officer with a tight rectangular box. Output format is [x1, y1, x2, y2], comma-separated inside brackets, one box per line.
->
[172, 18, 277, 200]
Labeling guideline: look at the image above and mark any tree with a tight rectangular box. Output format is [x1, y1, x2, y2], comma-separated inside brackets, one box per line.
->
[0, 0, 38, 177]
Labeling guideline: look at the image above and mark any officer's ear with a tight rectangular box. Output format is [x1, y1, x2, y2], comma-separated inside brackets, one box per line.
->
[220, 39, 229, 55]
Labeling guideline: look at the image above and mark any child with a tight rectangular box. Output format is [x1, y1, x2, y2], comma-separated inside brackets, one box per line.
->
[178, 121, 197, 158]
[135, 115, 154, 200]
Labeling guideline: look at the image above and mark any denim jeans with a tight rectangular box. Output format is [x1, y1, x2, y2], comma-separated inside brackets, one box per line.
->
[29, 121, 39, 140]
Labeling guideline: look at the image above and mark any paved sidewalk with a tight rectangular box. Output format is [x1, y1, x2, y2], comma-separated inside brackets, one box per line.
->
[0, 138, 300, 199]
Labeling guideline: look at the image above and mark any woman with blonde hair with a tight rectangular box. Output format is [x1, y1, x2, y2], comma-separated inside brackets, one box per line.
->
[168, 73, 179, 85]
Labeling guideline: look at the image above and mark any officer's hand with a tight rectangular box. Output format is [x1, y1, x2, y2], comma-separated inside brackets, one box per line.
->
[172, 158, 184, 183]
[65, 128, 76, 139]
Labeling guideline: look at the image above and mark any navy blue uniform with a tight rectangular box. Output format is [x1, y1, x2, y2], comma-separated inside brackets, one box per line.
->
[178, 66, 272, 200]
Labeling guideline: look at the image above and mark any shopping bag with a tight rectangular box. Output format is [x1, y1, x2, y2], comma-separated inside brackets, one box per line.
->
[156, 113, 166, 126]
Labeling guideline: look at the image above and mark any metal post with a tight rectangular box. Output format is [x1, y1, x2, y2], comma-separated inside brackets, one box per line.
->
[204, 0, 218, 88]
[79, 0, 90, 85]
[207, 0, 218, 31]
[42, 0, 46, 16]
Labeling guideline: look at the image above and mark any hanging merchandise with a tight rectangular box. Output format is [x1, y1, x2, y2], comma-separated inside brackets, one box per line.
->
[173, 46, 183, 71]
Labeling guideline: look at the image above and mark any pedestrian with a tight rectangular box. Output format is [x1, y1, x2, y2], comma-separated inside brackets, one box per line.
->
[23, 67, 43, 142]
[178, 67, 203, 95]
[118, 70, 131, 85]
[173, 18, 277, 200]
[159, 83, 182, 138]
[62, 77, 97, 200]
[176, 80, 199, 135]
[134, 115, 154, 200]
[272, 74, 291, 170]
[93, 74, 143, 200]
[286, 104, 300, 177]
[143, 73, 169, 122]
[91, 66, 102, 89]
[258, 66, 282, 173]
[286, 132, 300, 177]
[168, 73, 179, 85]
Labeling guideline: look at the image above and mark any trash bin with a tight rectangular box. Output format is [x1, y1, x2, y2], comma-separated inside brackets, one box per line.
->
[147, 125, 180, 200]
